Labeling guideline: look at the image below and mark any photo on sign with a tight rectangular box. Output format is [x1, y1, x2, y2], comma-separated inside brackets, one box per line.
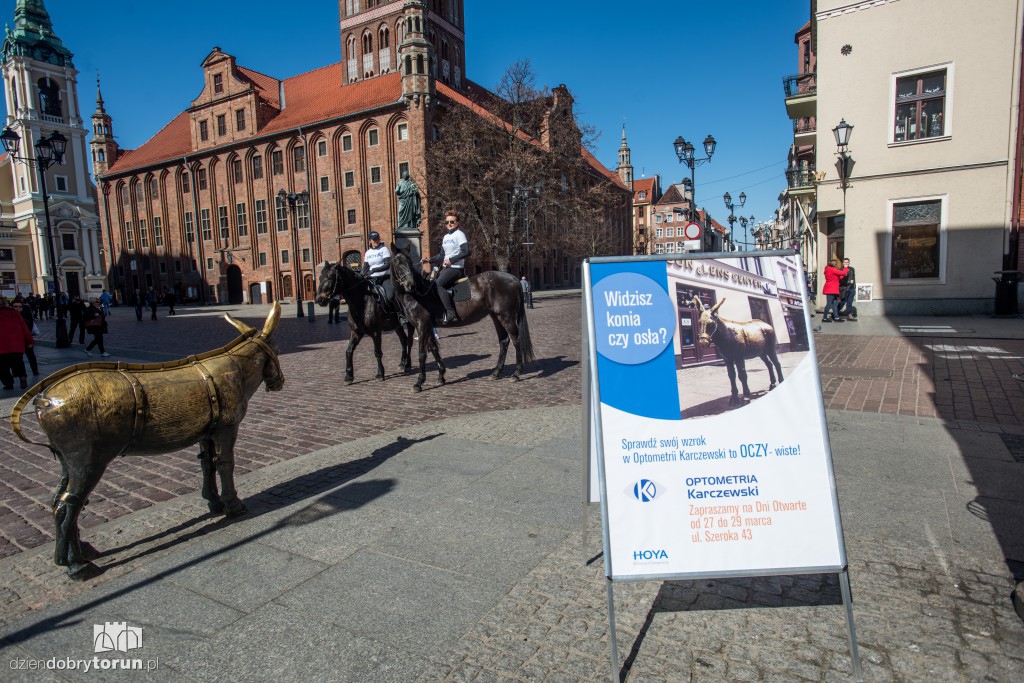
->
[667, 254, 809, 419]
[856, 283, 873, 302]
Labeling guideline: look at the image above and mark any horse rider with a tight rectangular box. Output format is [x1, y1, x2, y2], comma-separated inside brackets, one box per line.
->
[362, 231, 396, 313]
[421, 209, 469, 325]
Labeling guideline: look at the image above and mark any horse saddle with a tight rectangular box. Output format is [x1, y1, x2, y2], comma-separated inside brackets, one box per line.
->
[371, 282, 399, 315]
[441, 278, 470, 303]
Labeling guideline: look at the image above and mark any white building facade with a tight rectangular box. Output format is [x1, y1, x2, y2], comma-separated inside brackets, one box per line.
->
[813, 0, 1023, 314]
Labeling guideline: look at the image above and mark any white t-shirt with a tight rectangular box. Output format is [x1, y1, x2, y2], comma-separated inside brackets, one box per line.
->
[441, 229, 468, 268]
[364, 244, 391, 278]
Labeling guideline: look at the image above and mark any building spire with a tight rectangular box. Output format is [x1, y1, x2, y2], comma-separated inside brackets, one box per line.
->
[2, 0, 73, 67]
[617, 122, 634, 189]
[96, 70, 105, 110]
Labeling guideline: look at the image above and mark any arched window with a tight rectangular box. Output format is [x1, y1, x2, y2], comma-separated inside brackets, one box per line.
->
[405, 55, 412, 75]
[416, 54, 424, 75]
[362, 31, 373, 56]
[37, 77, 61, 117]
[10, 78, 18, 111]
[380, 26, 390, 48]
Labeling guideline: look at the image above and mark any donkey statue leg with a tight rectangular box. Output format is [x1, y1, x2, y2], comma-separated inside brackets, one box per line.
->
[725, 361, 742, 406]
[52, 452, 109, 578]
[198, 443, 224, 514]
[735, 358, 754, 402]
[209, 431, 247, 518]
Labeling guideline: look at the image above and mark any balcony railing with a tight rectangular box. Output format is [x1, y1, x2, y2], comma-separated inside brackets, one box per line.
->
[785, 168, 816, 189]
[783, 72, 816, 98]
[792, 117, 816, 135]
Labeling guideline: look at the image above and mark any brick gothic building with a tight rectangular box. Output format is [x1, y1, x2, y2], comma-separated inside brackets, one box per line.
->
[93, 0, 624, 305]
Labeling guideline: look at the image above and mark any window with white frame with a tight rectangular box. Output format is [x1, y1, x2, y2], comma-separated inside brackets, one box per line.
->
[184, 212, 195, 243]
[153, 216, 163, 247]
[665, 242, 675, 254]
[342, 134, 353, 152]
[370, 166, 382, 183]
[139, 219, 148, 248]
[255, 199, 267, 234]
[320, 176, 330, 192]
[218, 205, 229, 240]
[236, 203, 248, 236]
[318, 140, 328, 156]
[654, 242, 664, 254]
[893, 66, 949, 142]
[276, 203, 288, 231]
[397, 123, 408, 141]
[655, 228, 663, 238]
[201, 208, 212, 240]
[890, 197, 942, 280]
[368, 129, 379, 146]
[665, 227, 674, 238]
[54, 176, 68, 192]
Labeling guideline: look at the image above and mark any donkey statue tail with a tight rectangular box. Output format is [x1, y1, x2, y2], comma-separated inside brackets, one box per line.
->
[517, 292, 536, 364]
[9, 376, 54, 445]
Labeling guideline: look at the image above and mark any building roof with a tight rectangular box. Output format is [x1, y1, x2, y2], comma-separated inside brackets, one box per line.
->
[632, 176, 658, 202]
[105, 67, 403, 176]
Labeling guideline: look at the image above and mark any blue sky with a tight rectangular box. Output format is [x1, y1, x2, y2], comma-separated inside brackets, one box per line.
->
[2, 0, 810, 248]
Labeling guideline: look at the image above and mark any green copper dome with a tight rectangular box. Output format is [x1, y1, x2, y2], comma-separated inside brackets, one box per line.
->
[2, 0, 74, 67]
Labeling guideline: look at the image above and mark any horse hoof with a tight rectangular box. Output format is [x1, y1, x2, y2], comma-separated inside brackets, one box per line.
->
[208, 500, 225, 514]
[413, 384, 422, 393]
[344, 377, 354, 385]
[769, 383, 777, 391]
[66, 561, 100, 581]
[375, 375, 385, 382]
[512, 374, 521, 382]
[491, 373, 502, 380]
[224, 500, 248, 518]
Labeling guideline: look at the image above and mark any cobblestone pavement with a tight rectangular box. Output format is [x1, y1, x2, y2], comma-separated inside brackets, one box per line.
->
[2, 298, 1024, 681]
[0, 293, 582, 559]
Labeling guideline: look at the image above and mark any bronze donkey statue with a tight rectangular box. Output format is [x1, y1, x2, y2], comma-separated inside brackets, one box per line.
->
[10, 303, 285, 578]
[693, 296, 784, 407]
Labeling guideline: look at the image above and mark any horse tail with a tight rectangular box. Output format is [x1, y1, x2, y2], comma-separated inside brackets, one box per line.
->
[517, 294, 536, 364]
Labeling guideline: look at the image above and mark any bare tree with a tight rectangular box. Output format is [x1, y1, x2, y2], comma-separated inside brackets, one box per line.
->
[426, 60, 628, 273]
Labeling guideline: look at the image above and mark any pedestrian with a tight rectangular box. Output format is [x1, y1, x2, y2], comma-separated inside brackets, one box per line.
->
[420, 210, 469, 325]
[0, 297, 33, 390]
[100, 289, 112, 316]
[82, 297, 110, 357]
[821, 258, 849, 323]
[837, 257, 857, 321]
[132, 290, 143, 321]
[67, 295, 85, 343]
[146, 288, 158, 320]
[163, 288, 177, 315]
[327, 293, 341, 323]
[520, 275, 533, 309]
[11, 299, 39, 377]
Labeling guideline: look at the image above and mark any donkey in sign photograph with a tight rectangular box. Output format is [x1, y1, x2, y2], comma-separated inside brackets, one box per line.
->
[694, 295, 784, 406]
[10, 304, 285, 578]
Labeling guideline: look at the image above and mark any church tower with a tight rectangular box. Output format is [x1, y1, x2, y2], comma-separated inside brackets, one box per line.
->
[90, 76, 118, 177]
[616, 124, 634, 190]
[1, 0, 104, 298]
[399, 0, 435, 108]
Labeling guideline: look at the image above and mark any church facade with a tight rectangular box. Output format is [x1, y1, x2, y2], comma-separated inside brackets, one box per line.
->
[1, 0, 105, 300]
[89, 0, 625, 306]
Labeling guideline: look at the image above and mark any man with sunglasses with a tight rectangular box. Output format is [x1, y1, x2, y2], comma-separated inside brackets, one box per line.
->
[421, 210, 469, 325]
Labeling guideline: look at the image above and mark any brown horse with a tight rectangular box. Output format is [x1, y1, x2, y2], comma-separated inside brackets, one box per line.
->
[389, 245, 535, 391]
[694, 296, 784, 406]
[10, 304, 285, 578]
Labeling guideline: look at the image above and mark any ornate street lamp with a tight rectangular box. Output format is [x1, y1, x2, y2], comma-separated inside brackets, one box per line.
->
[276, 188, 310, 318]
[833, 119, 855, 190]
[674, 134, 716, 248]
[723, 191, 747, 252]
[512, 182, 541, 286]
[1, 127, 71, 347]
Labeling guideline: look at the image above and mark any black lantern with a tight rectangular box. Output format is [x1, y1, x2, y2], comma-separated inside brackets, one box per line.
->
[0, 127, 21, 156]
[833, 119, 853, 149]
[703, 135, 716, 158]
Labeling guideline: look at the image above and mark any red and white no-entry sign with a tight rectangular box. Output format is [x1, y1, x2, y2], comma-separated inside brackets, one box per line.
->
[683, 222, 702, 240]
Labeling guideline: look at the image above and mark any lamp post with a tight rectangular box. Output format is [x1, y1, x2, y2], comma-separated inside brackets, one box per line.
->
[674, 135, 716, 240]
[722, 191, 747, 252]
[833, 118, 854, 191]
[512, 182, 541, 287]
[276, 188, 309, 318]
[1, 127, 71, 347]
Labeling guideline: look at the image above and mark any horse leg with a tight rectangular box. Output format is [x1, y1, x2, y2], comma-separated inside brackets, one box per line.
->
[428, 334, 446, 385]
[413, 332, 428, 392]
[372, 332, 386, 381]
[198, 443, 223, 514]
[396, 323, 412, 372]
[53, 453, 109, 578]
[725, 362, 742, 406]
[344, 329, 363, 384]
[771, 350, 784, 385]
[210, 431, 247, 518]
[490, 316, 510, 380]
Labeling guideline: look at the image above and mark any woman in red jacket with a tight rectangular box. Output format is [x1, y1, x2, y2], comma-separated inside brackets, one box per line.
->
[822, 258, 849, 322]
[0, 297, 34, 390]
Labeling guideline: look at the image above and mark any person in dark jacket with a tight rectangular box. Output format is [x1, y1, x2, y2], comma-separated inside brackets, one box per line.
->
[146, 288, 158, 320]
[82, 297, 110, 357]
[66, 295, 86, 343]
[837, 257, 857, 321]
[163, 289, 177, 315]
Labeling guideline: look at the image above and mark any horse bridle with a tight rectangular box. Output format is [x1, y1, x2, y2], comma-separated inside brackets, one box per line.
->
[394, 255, 432, 297]
[331, 263, 372, 299]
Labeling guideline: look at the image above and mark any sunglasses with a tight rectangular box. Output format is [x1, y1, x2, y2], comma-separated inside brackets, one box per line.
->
[445, 220, 458, 224]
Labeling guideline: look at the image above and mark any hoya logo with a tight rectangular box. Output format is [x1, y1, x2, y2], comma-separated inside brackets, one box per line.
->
[633, 549, 669, 560]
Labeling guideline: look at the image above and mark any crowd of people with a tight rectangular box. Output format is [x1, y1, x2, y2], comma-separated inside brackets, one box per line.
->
[821, 257, 857, 322]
